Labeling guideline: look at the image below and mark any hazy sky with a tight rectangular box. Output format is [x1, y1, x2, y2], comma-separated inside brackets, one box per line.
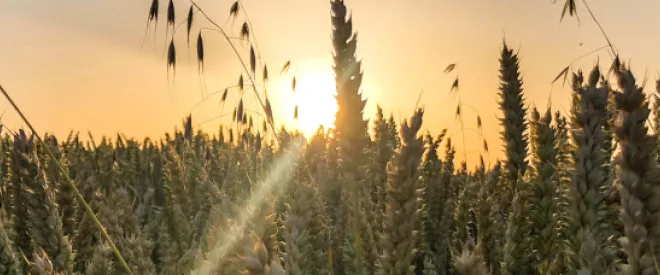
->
[0, 0, 658, 166]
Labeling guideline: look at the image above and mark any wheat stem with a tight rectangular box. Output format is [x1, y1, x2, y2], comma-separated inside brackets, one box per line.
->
[579, 0, 616, 58]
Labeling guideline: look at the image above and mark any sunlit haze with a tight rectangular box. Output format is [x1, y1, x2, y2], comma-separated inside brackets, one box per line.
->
[1, 0, 659, 166]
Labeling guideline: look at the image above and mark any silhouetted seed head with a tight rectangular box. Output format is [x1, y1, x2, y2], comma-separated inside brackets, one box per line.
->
[148, 0, 159, 22]
[240, 22, 250, 41]
[444, 63, 456, 74]
[262, 121, 268, 133]
[477, 115, 482, 129]
[242, 113, 248, 125]
[167, 0, 175, 27]
[292, 77, 296, 92]
[237, 99, 244, 123]
[238, 75, 244, 92]
[451, 78, 459, 92]
[167, 40, 176, 69]
[250, 46, 256, 74]
[233, 108, 237, 122]
[281, 60, 291, 74]
[187, 6, 194, 42]
[560, 0, 577, 21]
[230, 1, 239, 19]
[197, 32, 204, 67]
[294, 105, 298, 120]
[222, 88, 228, 102]
[483, 140, 489, 152]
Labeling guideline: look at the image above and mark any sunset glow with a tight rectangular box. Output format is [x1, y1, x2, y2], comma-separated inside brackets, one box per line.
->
[290, 68, 338, 137]
[2, 0, 659, 166]
[0, 1, 657, 274]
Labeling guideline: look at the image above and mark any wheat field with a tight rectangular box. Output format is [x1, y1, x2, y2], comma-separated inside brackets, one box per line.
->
[0, 0, 657, 275]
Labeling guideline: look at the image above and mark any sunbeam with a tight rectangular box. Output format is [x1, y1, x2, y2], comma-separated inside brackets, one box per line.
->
[191, 138, 305, 274]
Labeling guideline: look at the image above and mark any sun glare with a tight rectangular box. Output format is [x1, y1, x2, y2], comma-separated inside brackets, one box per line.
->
[292, 70, 338, 137]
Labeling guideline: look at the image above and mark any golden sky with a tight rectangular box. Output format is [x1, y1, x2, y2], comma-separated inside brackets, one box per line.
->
[0, 0, 658, 166]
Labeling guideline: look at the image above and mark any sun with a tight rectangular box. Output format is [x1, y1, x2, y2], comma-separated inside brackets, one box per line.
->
[292, 71, 338, 137]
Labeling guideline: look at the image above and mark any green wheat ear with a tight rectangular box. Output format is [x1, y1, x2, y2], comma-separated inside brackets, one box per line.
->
[498, 42, 529, 193]
[0, 217, 20, 275]
[498, 42, 532, 275]
[528, 107, 559, 274]
[565, 67, 616, 274]
[376, 109, 425, 275]
[501, 190, 533, 275]
[613, 68, 660, 275]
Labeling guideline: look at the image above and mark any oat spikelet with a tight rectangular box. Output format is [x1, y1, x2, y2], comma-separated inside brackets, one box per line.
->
[186, 6, 194, 43]
[250, 46, 256, 75]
